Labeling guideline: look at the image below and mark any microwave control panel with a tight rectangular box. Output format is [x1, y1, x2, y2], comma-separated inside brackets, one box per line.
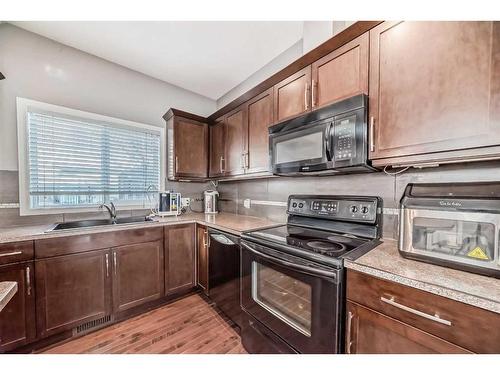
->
[288, 197, 377, 222]
[333, 115, 357, 161]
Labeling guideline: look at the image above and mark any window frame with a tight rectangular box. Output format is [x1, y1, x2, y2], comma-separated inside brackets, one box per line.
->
[16, 97, 166, 216]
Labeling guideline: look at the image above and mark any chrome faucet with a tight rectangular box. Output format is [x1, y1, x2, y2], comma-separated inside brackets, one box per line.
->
[100, 202, 117, 221]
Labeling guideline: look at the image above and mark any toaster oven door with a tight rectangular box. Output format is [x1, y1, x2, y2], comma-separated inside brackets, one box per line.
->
[400, 208, 500, 271]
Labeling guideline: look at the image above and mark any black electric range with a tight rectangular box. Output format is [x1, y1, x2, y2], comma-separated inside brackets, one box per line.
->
[240, 194, 382, 354]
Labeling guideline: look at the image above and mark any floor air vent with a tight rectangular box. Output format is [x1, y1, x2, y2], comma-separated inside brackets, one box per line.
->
[74, 315, 112, 335]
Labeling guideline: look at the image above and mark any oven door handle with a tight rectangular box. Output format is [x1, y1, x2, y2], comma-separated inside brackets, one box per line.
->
[241, 242, 338, 280]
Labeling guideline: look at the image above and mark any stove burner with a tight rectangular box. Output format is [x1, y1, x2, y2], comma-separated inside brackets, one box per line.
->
[306, 240, 347, 254]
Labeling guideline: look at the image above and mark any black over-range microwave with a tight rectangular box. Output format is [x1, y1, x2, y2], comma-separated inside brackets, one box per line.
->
[269, 94, 377, 176]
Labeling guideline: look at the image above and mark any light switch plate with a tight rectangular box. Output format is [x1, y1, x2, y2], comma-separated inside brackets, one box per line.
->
[181, 198, 191, 207]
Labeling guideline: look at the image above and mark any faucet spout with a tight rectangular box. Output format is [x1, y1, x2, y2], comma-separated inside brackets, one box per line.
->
[100, 202, 117, 221]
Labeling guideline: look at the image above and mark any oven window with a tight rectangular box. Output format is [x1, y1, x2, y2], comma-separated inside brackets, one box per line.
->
[252, 262, 312, 337]
[412, 217, 496, 261]
[275, 131, 323, 164]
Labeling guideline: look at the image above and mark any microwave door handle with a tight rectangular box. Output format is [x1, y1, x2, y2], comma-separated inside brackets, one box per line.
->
[241, 242, 337, 280]
[325, 122, 334, 160]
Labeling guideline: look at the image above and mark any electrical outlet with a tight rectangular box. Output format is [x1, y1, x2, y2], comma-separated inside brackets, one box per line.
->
[243, 198, 251, 209]
[181, 198, 191, 207]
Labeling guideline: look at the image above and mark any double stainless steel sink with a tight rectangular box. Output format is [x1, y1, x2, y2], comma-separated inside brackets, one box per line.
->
[49, 216, 155, 231]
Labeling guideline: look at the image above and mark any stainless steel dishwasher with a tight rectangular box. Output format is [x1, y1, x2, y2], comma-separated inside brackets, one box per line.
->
[208, 228, 242, 328]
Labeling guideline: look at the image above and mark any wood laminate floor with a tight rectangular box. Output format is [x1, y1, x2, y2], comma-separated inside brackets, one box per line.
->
[40, 294, 247, 354]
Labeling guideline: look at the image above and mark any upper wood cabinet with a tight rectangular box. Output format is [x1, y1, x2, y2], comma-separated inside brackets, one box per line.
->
[224, 106, 247, 176]
[273, 66, 312, 123]
[209, 118, 226, 177]
[0, 261, 36, 352]
[246, 88, 273, 174]
[166, 109, 209, 180]
[112, 240, 164, 315]
[311, 33, 368, 109]
[369, 21, 500, 166]
[164, 224, 196, 295]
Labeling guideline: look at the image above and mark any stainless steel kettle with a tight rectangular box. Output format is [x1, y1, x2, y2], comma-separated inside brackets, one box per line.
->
[203, 190, 219, 214]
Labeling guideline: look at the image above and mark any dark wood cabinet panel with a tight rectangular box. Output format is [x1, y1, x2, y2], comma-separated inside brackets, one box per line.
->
[173, 116, 209, 179]
[112, 240, 164, 314]
[209, 118, 226, 177]
[35, 249, 112, 338]
[346, 301, 470, 354]
[224, 106, 247, 176]
[0, 262, 36, 352]
[196, 225, 208, 294]
[246, 88, 273, 174]
[273, 66, 312, 123]
[369, 21, 500, 164]
[165, 224, 196, 295]
[311, 32, 368, 109]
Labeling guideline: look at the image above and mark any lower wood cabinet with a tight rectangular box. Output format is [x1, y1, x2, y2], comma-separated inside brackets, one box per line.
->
[165, 224, 196, 295]
[196, 225, 209, 294]
[112, 240, 164, 314]
[346, 301, 470, 354]
[35, 249, 112, 338]
[0, 261, 36, 352]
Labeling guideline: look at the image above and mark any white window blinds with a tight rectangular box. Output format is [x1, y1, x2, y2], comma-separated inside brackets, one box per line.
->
[27, 109, 161, 210]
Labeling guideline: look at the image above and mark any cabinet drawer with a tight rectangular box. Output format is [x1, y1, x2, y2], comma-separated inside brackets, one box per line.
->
[0, 241, 34, 265]
[347, 270, 500, 353]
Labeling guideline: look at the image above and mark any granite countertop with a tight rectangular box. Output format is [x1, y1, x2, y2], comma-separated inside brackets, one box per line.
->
[0, 212, 281, 244]
[0, 282, 18, 313]
[345, 239, 500, 314]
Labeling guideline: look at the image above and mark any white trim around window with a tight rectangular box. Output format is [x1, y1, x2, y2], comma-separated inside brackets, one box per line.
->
[16, 97, 166, 216]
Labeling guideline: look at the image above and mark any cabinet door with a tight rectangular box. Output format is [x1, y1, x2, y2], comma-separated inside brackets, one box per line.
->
[246, 88, 273, 174]
[173, 117, 208, 178]
[112, 240, 164, 314]
[225, 106, 247, 176]
[273, 66, 312, 123]
[311, 33, 368, 109]
[196, 225, 209, 294]
[209, 118, 226, 177]
[165, 224, 196, 295]
[0, 262, 36, 352]
[346, 301, 470, 354]
[369, 21, 500, 163]
[35, 249, 112, 338]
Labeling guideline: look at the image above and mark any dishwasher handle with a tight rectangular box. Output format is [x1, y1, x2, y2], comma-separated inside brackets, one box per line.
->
[209, 233, 237, 246]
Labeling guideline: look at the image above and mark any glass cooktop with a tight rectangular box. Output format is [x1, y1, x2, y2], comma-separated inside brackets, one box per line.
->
[247, 224, 369, 259]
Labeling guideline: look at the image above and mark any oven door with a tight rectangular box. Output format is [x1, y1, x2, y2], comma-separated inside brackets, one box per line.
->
[240, 240, 342, 354]
[270, 118, 333, 174]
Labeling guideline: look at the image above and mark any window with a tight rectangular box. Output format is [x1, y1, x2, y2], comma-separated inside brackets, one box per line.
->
[17, 98, 165, 215]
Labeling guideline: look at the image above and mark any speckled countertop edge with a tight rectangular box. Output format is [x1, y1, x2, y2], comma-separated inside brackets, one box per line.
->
[345, 241, 500, 314]
[0, 282, 18, 313]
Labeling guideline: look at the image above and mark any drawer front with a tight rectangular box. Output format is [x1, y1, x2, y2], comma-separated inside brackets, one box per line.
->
[35, 227, 163, 258]
[0, 241, 34, 265]
[347, 270, 500, 353]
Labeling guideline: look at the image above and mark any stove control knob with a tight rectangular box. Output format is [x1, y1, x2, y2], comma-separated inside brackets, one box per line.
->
[298, 203, 304, 208]
[350, 205, 358, 213]
[361, 206, 369, 214]
[292, 202, 297, 208]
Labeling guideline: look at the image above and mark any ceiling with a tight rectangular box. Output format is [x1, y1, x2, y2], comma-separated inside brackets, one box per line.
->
[11, 21, 304, 100]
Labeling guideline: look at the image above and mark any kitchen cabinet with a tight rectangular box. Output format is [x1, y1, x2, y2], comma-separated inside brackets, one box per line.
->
[165, 224, 196, 295]
[209, 118, 226, 177]
[346, 301, 470, 354]
[165, 109, 209, 180]
[0, 262, 36, 352]
[224, 106, 247, 176]
[273, 66, 312, 123]
[346, 270, 500, 353]
[311, 33, 368, 109]
[112, 240, 164, 314]
[35, 249, 112, 338]
[369, 21, 500, 167]
[196, 225, 209, 294]
[246, 88, 273, 174]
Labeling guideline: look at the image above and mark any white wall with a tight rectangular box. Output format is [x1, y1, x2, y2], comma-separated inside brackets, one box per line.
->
[0, 23, 216, 171]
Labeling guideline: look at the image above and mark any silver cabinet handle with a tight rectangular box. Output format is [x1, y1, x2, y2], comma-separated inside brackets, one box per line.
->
[304, 82, 310, 110]
[380, 296, 452, 326]
[241, 153, 245, 169]
[175, 156, 179, 174]
[105, 253, 109, 278]
[113, 251, 117, 275]
[0, 251, 22, 257]
[311, 79, 317, 108]
[219, 156, 225, 174]
[369, 116, 375, 152]
[346, 310, 354, 354]
[245, 152, 249, 169]
[202, 230, 207, 248]
[26, 266, 31, 296]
